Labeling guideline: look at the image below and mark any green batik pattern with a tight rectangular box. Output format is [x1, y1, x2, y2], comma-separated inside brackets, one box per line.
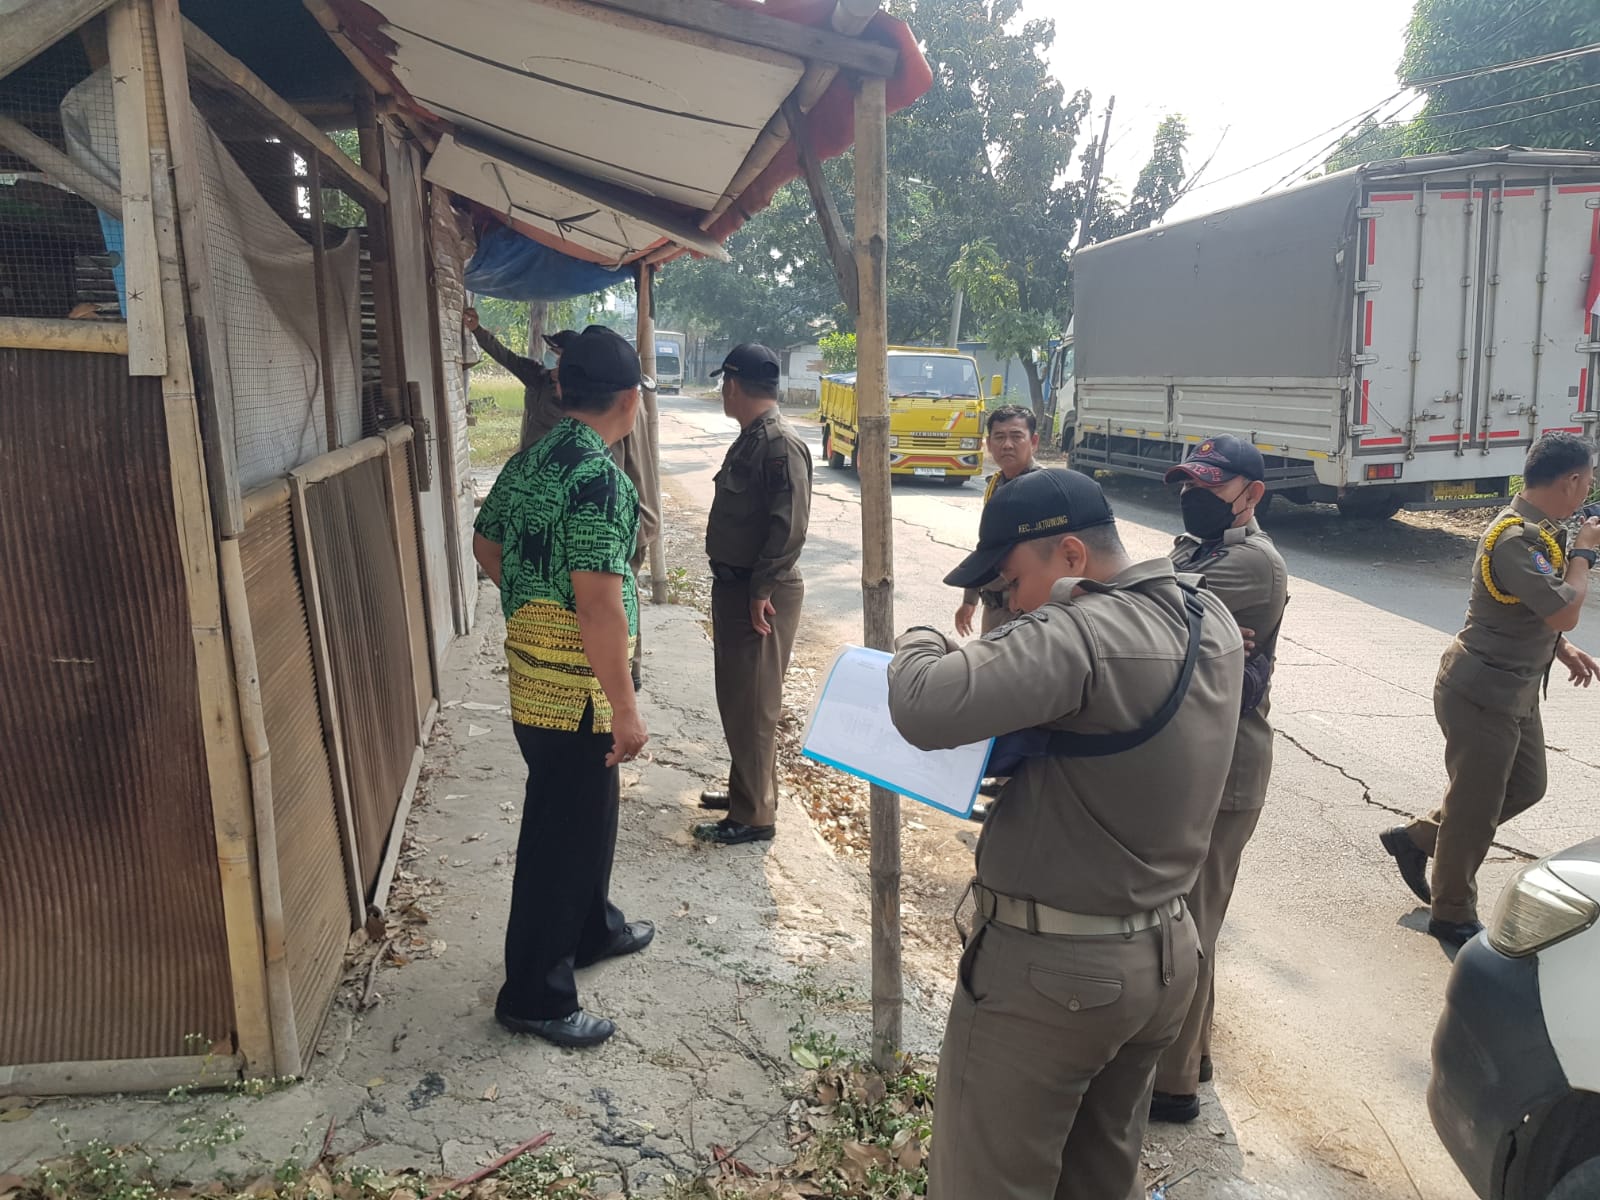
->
[475, 418, 639, 633]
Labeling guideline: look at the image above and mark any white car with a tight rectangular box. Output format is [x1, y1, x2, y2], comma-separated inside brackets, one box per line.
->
[1429, 839, 1600, 1198]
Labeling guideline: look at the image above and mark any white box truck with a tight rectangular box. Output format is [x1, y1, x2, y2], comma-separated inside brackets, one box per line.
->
[1048, 149, 1600, 518]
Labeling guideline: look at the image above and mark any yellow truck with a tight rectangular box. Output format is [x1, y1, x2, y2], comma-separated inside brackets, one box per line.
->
[818, 346, 989, 485]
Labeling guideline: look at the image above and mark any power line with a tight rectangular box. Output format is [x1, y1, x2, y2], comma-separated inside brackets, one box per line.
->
[1403, 41, 1600, 89]
[1421, 92, 1600, 141]
[1263, 93, 1423, 193]
[1481, 0, 1556, 46]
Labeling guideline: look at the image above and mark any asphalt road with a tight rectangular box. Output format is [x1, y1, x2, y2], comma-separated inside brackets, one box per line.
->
[655, 391, 1600, 1198]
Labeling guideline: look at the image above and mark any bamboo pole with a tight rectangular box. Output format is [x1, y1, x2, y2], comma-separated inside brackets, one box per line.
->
[0, 316, 127, 354]
[308, 154, 340, 454]
[636, 263, 668, 603]
[853, 74, 900, 1071]
[128, 0, 273, 1075]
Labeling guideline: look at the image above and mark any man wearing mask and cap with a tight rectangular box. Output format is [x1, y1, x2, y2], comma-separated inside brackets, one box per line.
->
[695, 344, 813, 846]
[1150, 435, 1289, 1126]
[472, 325, 655, 1049]
[888, 468, 1243, 1200]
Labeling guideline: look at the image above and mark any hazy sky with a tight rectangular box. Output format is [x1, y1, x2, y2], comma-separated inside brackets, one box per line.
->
[1029, 0, 1418, 220]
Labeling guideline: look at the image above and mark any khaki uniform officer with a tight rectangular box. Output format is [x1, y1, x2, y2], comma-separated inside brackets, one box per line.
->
[1381, 433, 1600, 946]
[695, 344, 812, 847]
[888, 468, 1243, 1200]
[1151, 436, 1289, 1125]
[954, 404, 1043, 637]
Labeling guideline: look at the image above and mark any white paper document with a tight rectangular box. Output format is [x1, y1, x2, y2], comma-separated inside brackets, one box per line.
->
[800, 645, 994, 818]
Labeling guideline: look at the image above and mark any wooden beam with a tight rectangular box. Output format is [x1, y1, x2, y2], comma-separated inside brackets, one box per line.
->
[300, 0, 396, 98]
[180, 17, 387, 208]
[853, 74, 901, 1072]
[0, 0, 119, 82]
[789, 100, 858, 317]
[0, 1053, 242, 1098]
[448, 129, 731, 262]
[152, 0, 243, 538]
[107, 2, 167, 377]
[376, 429, 429, 738]
[579, 0, 897, 76]
[308, 155, 340, 454]
[421, 184, 467, 636]
[0, 114, 122, 219]
[635, 263, 668, 603]
[0, 316, 127, 355]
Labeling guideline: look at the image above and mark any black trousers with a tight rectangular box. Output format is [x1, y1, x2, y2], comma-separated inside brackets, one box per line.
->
[497, 704, 627, 1020]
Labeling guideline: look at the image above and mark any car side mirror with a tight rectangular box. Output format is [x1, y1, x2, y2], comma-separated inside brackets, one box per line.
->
[990, 375, 1003, 398]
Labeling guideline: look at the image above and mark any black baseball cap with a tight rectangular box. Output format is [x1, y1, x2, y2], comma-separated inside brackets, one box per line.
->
[543, 329, 578, 352]
[558, 325, 653, 395]
[944, 468, 1116, 589]
[1164, 435, 1264, 485]
[711, 342, 780, 382]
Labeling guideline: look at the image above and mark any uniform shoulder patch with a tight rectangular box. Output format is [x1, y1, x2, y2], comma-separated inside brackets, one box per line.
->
[1531, 548, 1555, 575]
[765, 455, 791, 492]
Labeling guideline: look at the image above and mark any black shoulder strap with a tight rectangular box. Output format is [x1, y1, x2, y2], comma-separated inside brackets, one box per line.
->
[1040, 579, 1209, 759]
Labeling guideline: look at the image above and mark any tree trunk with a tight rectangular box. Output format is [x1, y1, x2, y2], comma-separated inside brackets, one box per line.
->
[527, 300, 547, 357]
[1023, 355, 1046, 421]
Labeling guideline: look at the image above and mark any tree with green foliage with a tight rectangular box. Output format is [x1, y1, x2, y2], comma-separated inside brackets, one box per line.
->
[1326, 0, 1600, 172]
[819, 330, 857, 373]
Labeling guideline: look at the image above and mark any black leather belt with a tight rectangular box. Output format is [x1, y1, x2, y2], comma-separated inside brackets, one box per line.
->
[709, 562, 753, 582]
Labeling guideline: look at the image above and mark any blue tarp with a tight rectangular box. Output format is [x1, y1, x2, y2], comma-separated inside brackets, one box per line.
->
[464, 223, 628, 302]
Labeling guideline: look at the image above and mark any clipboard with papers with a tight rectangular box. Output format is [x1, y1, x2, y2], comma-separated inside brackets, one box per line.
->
[799, 645, 994, 819]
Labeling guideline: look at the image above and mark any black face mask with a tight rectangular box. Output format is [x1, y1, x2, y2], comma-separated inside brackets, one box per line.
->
[1181, 488, 1238, 540]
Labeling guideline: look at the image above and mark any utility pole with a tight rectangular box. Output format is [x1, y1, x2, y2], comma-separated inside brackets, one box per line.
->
[947, 286, 964, 348]
[1076, 95, 1115, 253]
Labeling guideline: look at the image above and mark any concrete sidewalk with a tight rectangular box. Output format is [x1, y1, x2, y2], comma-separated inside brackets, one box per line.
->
[0, 590, 942, 1194]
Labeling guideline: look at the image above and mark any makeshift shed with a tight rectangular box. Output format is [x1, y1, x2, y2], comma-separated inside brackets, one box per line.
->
[0, 0, 928, 1093]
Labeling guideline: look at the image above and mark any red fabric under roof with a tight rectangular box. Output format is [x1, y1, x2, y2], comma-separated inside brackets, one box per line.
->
[320, 0, 931, 261]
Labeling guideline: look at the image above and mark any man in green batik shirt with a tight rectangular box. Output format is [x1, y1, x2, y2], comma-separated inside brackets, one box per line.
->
[472, 325, 654, 1049]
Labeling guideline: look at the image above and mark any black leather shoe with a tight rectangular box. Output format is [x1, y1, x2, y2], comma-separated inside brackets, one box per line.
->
[1380, 827, 1432, 905]
[576, 920, 655, 968]
[698, 790, 731, 810]
[1150, 1091, 1201, 1124]
[1198, 1055, 1213, 1084]
[694, 819, 775, 846]
[495, 1007, 615, 1047]
[977, 778, 1005, 798]
[1428, 918, 1484, 948]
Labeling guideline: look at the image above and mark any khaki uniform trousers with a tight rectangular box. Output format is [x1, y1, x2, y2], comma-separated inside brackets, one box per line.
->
[930, 915, 1200, 1200]
[711, 577, 803, 828]
[1152, 806, 1262, 1095]
[1405, 684, 1547, 924]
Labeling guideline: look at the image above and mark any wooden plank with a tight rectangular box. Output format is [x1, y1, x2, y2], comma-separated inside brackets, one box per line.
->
[180, 16, 387, 208]
[0, 316, 127, 355]
[0, 114, 122, 219]
[288, 473, 367, 925]
[852, 75, 901, 1072]
[0, 0, 119, 83]
[577, 0, 897, 76]
[0, 1053, 242, 1098]
[369, 742, 426, 916]
[377, 433, 428, 741]
[106, 1, 167, 377]
[152, 0, 242, 537]
[790, 101, 858, 316]
[421, 185, 467, 636]
[635, 263, 668, 603]
[133, 0, 274, 1074]
[300, 0, 396, 98]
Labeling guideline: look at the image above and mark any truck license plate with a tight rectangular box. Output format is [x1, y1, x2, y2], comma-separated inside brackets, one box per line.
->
[1432, 481, 1488, 501]
[913, 467, 946, 477]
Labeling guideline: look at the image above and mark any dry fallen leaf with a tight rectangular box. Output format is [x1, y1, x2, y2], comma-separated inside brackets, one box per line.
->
[0, 1110, 30, 1123]
[463, 832, 487, 843]
[482, 1083, 499, 1102]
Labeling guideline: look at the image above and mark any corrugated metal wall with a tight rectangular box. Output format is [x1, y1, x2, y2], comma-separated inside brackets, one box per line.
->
[239, 491, 352, 1067]
[304, 456, 417, 892]
[0, 349, 234, 1065]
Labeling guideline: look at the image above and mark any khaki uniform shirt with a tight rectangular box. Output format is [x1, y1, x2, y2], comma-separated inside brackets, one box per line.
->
[962, 464, 1041, 611]
[888, 559, 1245, 916]
[1169, 520, 1289, 810]
[706, 409, 813, 600]
[1437, 494, 1574, 717]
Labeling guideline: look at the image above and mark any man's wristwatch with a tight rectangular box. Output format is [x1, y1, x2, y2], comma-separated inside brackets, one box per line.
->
[1570, 548, 1598, 568]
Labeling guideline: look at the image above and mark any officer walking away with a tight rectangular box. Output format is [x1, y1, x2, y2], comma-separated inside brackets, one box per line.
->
[696, 344, 813, 846]
[1380, 433, 1600, 947]
[888, 468, 1244, 1200]
[1151, 436, 1289, 1125]
[954, 404, 1043, 636]
[472, 325, 655, 1048]
[463, 306, 573, 450]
